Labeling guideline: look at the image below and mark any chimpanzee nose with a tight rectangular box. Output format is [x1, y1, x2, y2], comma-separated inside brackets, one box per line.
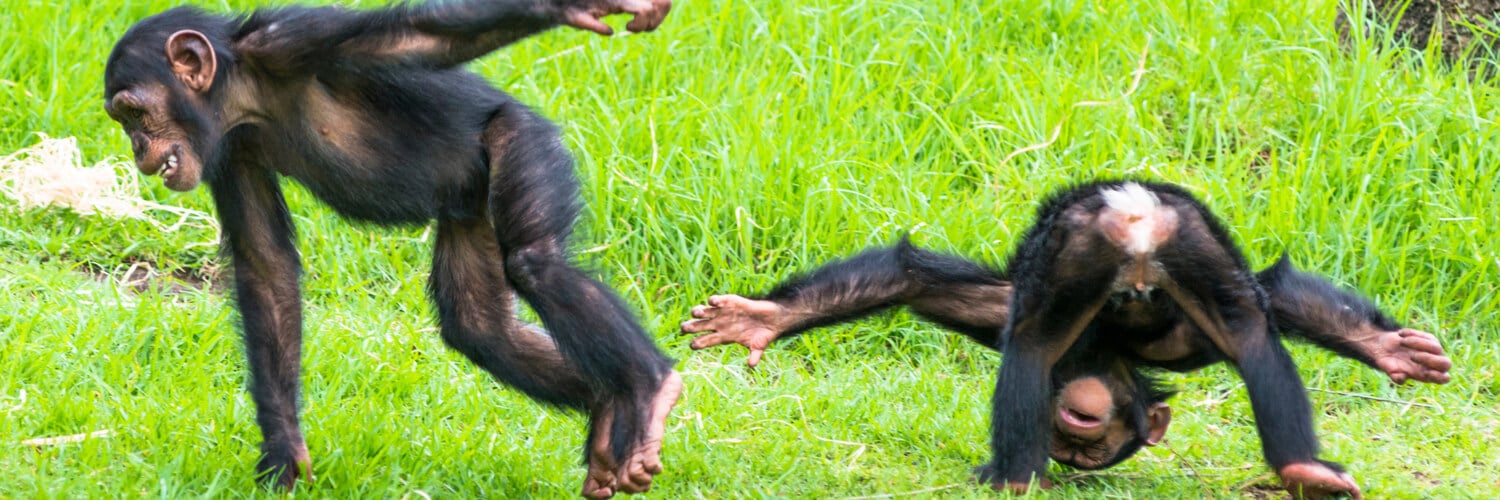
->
[130, 133, 146, 159]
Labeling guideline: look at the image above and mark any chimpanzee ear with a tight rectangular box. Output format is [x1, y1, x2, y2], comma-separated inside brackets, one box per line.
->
[1144, 402, 1171, 446]
[166, 30, 217, 94]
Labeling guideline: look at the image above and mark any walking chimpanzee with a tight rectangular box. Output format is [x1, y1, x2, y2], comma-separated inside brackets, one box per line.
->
[103, 1, 679, 497]
[684, 181, 1449, 498]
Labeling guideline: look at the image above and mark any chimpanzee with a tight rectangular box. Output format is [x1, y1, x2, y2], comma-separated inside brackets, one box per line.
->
[103, 1, 679, 497]
[682, 182, 1450, 498]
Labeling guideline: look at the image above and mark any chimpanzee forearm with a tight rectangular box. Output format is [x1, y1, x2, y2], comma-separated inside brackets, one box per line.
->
[234, 1, 572, 74]
[1256, 255, 1401, 370]
[209, 156, 310, 488]
[758, 238, 1010, 345]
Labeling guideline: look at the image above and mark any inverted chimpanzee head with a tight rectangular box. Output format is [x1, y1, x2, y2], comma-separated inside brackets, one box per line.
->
[103, 7, 237, 191]
[1046, 352, 1175, 470]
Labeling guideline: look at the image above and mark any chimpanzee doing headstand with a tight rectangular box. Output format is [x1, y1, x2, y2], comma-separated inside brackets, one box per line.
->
[993, 181, 1357, 497]
[684, 180, 1450, 498]
[103, 1, 679, 497]
[682, 242, 1448, 476]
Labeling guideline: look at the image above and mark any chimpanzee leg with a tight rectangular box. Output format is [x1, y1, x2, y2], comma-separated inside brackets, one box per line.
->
[429, 216, 592, 409]
[207, 149, 311, 490]
[483, 104, 678, 497]
[682, 239, 1011, 365]
[1160, 280, 1360, 498]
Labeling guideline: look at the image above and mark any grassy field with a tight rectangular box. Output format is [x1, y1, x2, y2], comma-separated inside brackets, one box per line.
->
[2, 0, 1497, 498]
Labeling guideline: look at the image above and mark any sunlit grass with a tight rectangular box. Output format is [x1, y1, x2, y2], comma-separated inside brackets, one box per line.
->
[1, 0, 1495, 497]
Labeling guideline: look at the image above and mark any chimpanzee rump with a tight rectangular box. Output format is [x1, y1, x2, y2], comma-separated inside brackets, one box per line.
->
[102, 1, 679, 497]
[683, 181, 1449, 499]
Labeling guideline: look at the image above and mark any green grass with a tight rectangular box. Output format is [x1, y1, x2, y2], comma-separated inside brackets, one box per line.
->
[2, 0, 1497, 497]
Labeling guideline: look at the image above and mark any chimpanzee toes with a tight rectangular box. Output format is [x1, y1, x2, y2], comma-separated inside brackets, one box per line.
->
[1279, 461, 1361, 499]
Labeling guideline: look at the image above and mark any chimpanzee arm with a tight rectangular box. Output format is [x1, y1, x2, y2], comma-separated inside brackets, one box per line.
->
[682, 238, 1010, 366]
[233, 0, 670, 75]
[207, 141, 309, 489]
[1257, 255, 1451, 384]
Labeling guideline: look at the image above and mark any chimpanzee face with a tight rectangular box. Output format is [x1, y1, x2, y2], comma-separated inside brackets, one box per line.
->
[1047, 374, 1171, 470]
[104, 29, 220, 192]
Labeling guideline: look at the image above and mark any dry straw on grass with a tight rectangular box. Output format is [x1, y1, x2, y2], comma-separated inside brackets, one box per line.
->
[0, 134, 212, 232]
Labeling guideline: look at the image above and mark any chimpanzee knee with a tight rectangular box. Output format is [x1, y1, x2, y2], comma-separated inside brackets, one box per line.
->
[503, 243, 565, 294]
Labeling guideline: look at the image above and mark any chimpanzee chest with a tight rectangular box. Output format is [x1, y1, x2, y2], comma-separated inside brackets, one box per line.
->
[268, 74, 495, 224]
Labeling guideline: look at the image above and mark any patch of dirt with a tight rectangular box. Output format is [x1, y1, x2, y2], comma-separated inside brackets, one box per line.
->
[1337, 0, 1500, 75]
[82, 261, 222, 295]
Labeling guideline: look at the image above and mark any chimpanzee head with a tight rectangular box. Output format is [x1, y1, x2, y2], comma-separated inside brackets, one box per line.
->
[103, 7, 237, 191]
[1046, 353, 1174, 470]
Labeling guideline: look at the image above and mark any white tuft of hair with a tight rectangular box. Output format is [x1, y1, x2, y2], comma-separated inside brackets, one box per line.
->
[1100, 182, 1161, 254]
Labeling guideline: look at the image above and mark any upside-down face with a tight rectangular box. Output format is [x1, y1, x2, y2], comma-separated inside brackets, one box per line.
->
[1048, 375, 1172, 470]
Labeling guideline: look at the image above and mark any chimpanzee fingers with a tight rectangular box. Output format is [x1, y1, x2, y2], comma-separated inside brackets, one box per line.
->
[679, 318, 710, 334]
[689, 304, 717, 319]
[564, 10, 615, 36]
[623, 0, 671, 32]
[747, 348, 764, 368]
[1410, 353, 1453, 383]
[1410, 351, 1453, 370]
[1398, 327, 1438, 340]
[688, 331, 735, 350]
[1398, 330, 1446, 354]
[707, 294, 734, 308]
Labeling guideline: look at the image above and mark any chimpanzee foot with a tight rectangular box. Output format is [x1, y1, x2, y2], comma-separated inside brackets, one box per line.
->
[1369, 328, 1452, 384]
[616, 370, 682, 493]
[582, 371, 684, 498]
[256, 438, 312, 491]
[1279, 462, 1362, 499]
[681, 294, 790, 367]
[583, 420, 619, 499]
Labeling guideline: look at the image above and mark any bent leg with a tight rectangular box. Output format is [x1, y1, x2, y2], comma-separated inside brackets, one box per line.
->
[484, 105, 677, 497]
[429, 216, 592, 408]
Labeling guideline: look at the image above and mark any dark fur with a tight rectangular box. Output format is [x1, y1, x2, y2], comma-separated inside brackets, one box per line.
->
[985, 179, 1328, 483]
[740, 213, 1393, 473]
[104, 1, 672, 488]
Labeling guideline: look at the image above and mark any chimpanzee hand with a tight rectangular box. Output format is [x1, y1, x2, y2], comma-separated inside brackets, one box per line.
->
[1368, 328, 1452, 384]
[681, 295, 788, 368]
[560, 0, 672, 36]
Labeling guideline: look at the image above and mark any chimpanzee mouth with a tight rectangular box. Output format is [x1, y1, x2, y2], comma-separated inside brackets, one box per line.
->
[160, 153, 180, 180]
[1059, 406, 1103, 428]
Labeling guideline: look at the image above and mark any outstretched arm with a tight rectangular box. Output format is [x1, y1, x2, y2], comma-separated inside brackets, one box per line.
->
[1256, 255, 1451, 384]
[234, 0, 671, 74]
[682, 238, 1011, 367]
